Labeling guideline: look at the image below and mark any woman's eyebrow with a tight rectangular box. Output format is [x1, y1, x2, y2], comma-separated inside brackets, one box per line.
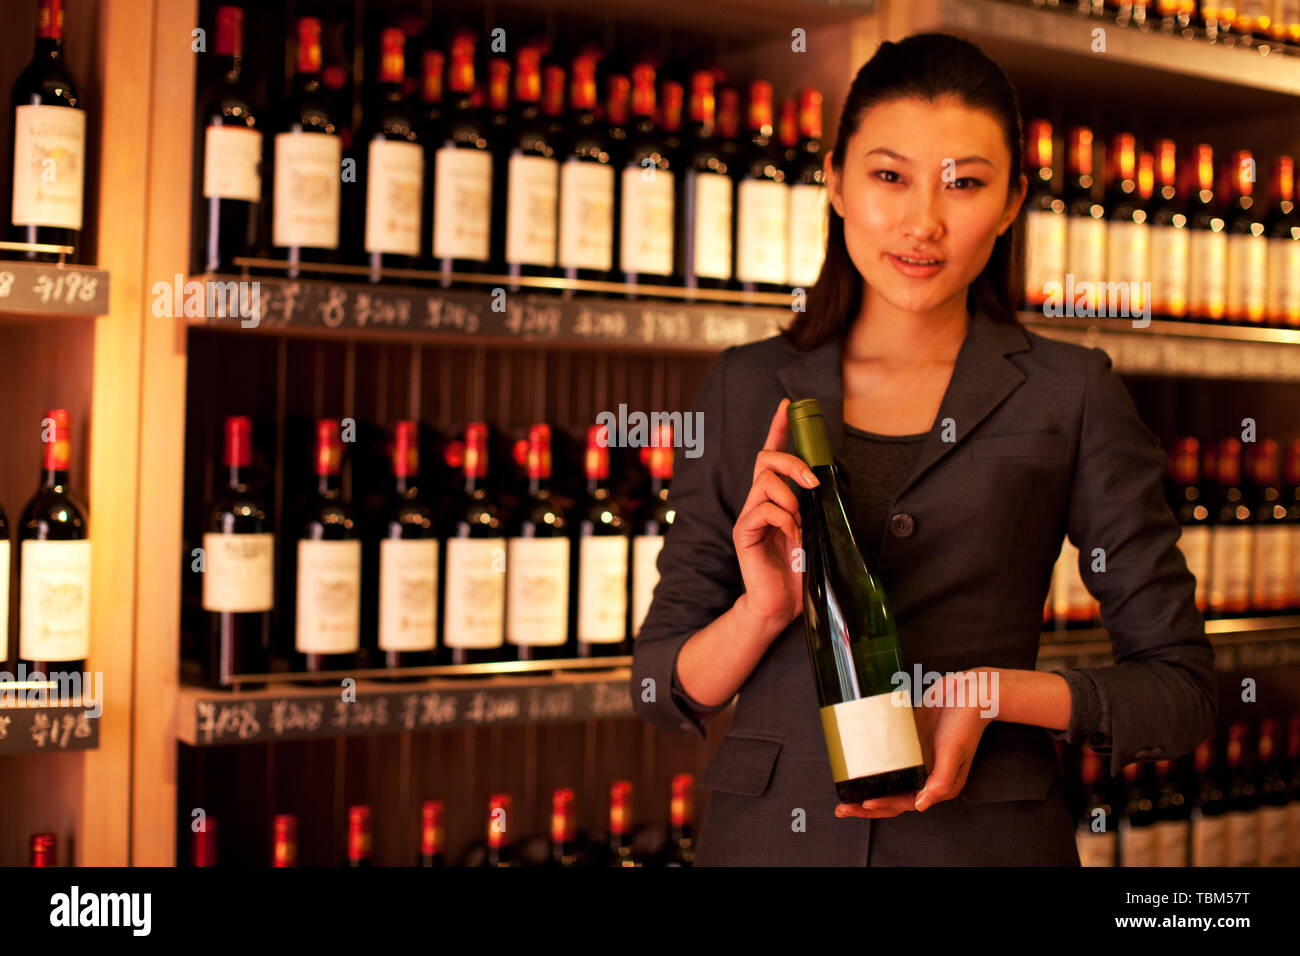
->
[863, 147, 995, 169]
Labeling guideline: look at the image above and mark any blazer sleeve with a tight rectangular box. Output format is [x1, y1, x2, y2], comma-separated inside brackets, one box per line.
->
[1050, 348, 1218, 778]
[630, 345, 745, 739]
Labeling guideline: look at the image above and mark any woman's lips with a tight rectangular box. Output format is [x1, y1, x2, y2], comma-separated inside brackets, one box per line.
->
[887, 253, 944, 278]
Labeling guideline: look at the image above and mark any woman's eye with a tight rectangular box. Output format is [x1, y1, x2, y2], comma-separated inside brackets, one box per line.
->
[873, 169, 901, 184]
[947, 177, 984, 189]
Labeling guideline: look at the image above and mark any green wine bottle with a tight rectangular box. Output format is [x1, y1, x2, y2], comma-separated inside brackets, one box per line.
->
[787, 398, 927, 803]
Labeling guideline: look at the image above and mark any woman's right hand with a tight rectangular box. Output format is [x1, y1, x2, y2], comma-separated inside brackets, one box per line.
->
[732, 397, 819, 641]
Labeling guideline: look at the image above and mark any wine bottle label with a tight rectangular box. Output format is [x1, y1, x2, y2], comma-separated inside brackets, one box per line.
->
[1075, 827, 1117, 867]
[787, 182, 828, 287]
[11, 104, 86, 230]
[1190, 810, 1228, 866]
[0, 541, 9, 652]
[692, 171, 733, 280]
[735, 179, 789, 284]
[1150, 224, 1190, 316]
[1176, 524, 1211, 613]
[1153, 819, 1188, 866]
[273, 131, 342, 249]
[365, 139, 423, 256]
[630, 534, 664, 637]
[1119, 819, 1159, 866]
[19, 539, 91, 662]
[1266, 236, 1300, 325]
[294, 539, 360, 654]
[1065, 215, 1107, 311]
[378, 538, 437, 652]
[557, 160, 614, 271]
[619, 167, 674, 275]
[1226, 809, 1260, 866]
[1052, 536, 1096, 622]
[1023, 208, 1066, 307]
[432, 147, 492, 260]
[1226, 233, 1268, 321]
[577, 535, 629, 643]
[203, 125, 263, 202]
[1250, 524, 1291, 611]
[820, 691, 924, 781]
[1260, 805, 1288, 866]
[443, 537, 505, 648]
[202, 532, 274, 612]
[1105, 219, 1149, 312]
[505, 537, 569, 646]
[505, 154, 559, 266]
[1188, 229, 1228, 318]
[1209, 525, 1253, 613]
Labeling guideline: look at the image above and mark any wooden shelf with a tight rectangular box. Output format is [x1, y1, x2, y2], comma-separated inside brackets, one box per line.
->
[0, 260, 110, 319]
[1037, 614, 1300, 670]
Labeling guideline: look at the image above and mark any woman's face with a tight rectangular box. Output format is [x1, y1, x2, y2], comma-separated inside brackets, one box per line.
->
[825, 94, 1026, 317]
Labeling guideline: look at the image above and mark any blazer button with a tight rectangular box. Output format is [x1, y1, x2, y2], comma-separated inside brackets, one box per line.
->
[890, 513, 915, 538]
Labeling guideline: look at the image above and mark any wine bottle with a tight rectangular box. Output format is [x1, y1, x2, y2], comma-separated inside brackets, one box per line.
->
[7, 0, 86, 263]
[574, 424, 629, 658]
[1118, 761, 1158, 865]
[272, 17, 341, 277]
[1148, 138, 1189, 320]
[441, 422, 506, 665]
[556, 52, 615, 294]
[294, 419, 361, 678]
[192, 817, 218, 867]
[272, 813, 298, 866]
[16, 409, 90, 690]
[1286, 714, 1300, 865]
[550, 787, 581, 867]
[1266, 155, 1300, 329]
[1187, 144, 1228, 323]
[1104, 132, 1149, 318]
[0, 505, 9, 660]
[1152, 758, 1190, 866]
[1190, 736, 1229, 866]
[1249, 438, 1291, 614]
[662, 772, 696, 866]
[608, 780, 639, 867]
[1287, 441, 1300, 613]
[1022, 119, 1066, 312]
[487, 793, 512, 867]
[615, 61, 674, 296]
[30, 832, 56, 867]
[1166, 437, 1211, 615]
[735, 79, 789, 295]
[202, 415, 273, 688]
[630, 423, 673, 639]
[346, 804, 373, 867]
[1257, 718, 1290, 866]
[419, 800, 445, 866]
[505, 424, 571, 661]
[787, 88, 828, 293]
[1224, 149, 1268, 325]
[1075, 746, 1118, 866]
[676, 69, 733, 298]
[503, 45, 558, 292]
[374, 420, 437, 672]
[1208, 437, 1254, 618]
[1225, 721, 1261, 866]
[787, 398, 927, 802]
[194, 5, 261, 275]
[1064, 126, 1106, 316]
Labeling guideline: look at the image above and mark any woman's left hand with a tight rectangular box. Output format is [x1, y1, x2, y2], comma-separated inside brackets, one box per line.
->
[834, 669, 998, 819]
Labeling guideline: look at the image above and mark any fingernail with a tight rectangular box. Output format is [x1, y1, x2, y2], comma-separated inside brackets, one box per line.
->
[801, 469, 817, 487]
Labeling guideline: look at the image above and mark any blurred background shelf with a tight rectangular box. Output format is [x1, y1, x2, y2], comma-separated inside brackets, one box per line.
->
[0, 260, 109, 319]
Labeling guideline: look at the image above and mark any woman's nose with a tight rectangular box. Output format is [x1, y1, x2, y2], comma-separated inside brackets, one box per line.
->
[902, 181, 945, 242]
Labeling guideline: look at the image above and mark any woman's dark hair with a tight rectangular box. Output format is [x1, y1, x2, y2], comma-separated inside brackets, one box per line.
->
[782, 32, 1025, 352]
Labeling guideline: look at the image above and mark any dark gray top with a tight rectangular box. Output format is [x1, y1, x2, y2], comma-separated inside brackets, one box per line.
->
[837, 422, 926, 570]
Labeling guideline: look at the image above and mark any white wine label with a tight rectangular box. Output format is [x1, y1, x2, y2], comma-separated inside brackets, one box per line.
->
[505, 537, 569, 646]
[1120, 820, 1159, 866]
[619, 167, 674, 276]
[1105, 219, 1149, 312]
[1266, 236, 1300, 324]
[12, 104, 86, 230]
[0, 541, 7, 655]
[202, 532, 274, 613]
[1189, 229, 1228, 317]
[557, 160, 614, 271]
[693, 171, 733, 280]
[1190, 810, 1228, 866]
[273, 131, 341, 249]
[630, 534, 664, 638]
[820, 690, 924, 781]
[203, 125, 263, 202]
[1260, 805, 1288, 867]
[1024, 208, 1066, 306]
[1076, 828, 1117, 867]
[577, 535, 629, 643]
[1226, 232, 1268, 321]
[378, 538, 437, 652]
[294, 539, 360, 654]
[19, 539, 91, 662]
[1209, 525, 1253, 613]
[443, 537, 505, 648]
[1250, 524, 1291, 611]
[1177, 525, 1211, 612]
[433, 147, 492, 260]
[1052, 537, 1095, 623]
[1153, 819, 1188, 866]
[1065, 215, 1107, 309]
[505, 154, 558, 266]
[1226, 810, 1260, 866]
[1150, 224, 1190, 315]
[787, 182, 828, 287]
[736, 178, 789, 284]
[365, 139, 423, 256]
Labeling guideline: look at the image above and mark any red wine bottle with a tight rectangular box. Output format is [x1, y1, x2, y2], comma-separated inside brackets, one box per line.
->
[419, 800, 445, 866]
[30, 833, 56, 867]
[272, 813, 298, 866]
[194, 5, 261, 275]
[1152, 757, 1190, 866]
[1075, 746, 1117, 866]
[608, 780, 639, 866]
[550, 788, 581, 867]
[735, 79, 789, 295]
[1208, 437, 1254, 618]
[1257, 718, 1290, 866]
[557, 53, 615, 294]
[615, 61, 674, 297]
[7, 0, 86, 263]
[1148, 137, 1189, 320]
[1190, 735, 1229, 866]
[374, 420, 437, 672]
[1104, 132, 1149, 318]
[346, 804, 372, 867]
[574, 424, 629, 658]
[630, 424, 673, 639]
[503, 45, 558, 292]
[294, 419, 360, 678]
[441, 423, 506, 665]
[1166, 437, 1210, 616]
[1266, 156, 1300, 329]
[202, 416, 272, 688]
[192, 817, 218, 867]
[1249, 439, 1290, 614]
[662, 773, 696, 866]
[272, 17, 341, 277]
[506, 424, 571, 662]
[1288, 441, 1300, 613]
[1064, 127, 1105, 316]
[1187, 144, 1228, 323]
[786, 88, 827, 291]
[1225, 721, 1261, 866]
[16, 409, 90, 689]
[1118, 760, 1158, 866]
[1224, 148, 1268, 325]
[677, 69, 732, 297]
[487, 793, 512, 867]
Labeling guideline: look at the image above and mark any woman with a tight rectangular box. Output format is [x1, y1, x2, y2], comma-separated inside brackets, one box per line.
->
[630, 33, 1216, 865]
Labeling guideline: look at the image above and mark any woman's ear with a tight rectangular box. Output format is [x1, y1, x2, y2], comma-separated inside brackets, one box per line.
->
[824, 153, 844, 218]
[999, 172, 1029, 236]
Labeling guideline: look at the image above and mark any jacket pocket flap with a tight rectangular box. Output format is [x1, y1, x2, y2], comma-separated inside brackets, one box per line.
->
[969, 431, 1068, 461]
[958, 739, 1057, 803]
[702, 734, 782, 796]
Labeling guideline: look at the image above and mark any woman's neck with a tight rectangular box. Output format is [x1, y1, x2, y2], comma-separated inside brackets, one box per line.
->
[843, 290, 970, 365]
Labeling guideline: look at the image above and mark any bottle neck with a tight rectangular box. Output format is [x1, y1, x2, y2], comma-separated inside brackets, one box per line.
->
[42, 467, 69, 491]
[227, 463, 247, 491]
[317, 471, 341, 497]
[35, 35, 63, 61]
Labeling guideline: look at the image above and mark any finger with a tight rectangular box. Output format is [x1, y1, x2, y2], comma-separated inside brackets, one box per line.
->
[740, 470, 802, 528]
[753, 448, 819, 488]
[835, 795, 917, 819]
[916, 750, 968, 812]
[734, 501, 801, 551]
[762, 398, 791, 453]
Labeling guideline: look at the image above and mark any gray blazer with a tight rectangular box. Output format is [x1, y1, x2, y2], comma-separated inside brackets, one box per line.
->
[631, 307, 1217, 865]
